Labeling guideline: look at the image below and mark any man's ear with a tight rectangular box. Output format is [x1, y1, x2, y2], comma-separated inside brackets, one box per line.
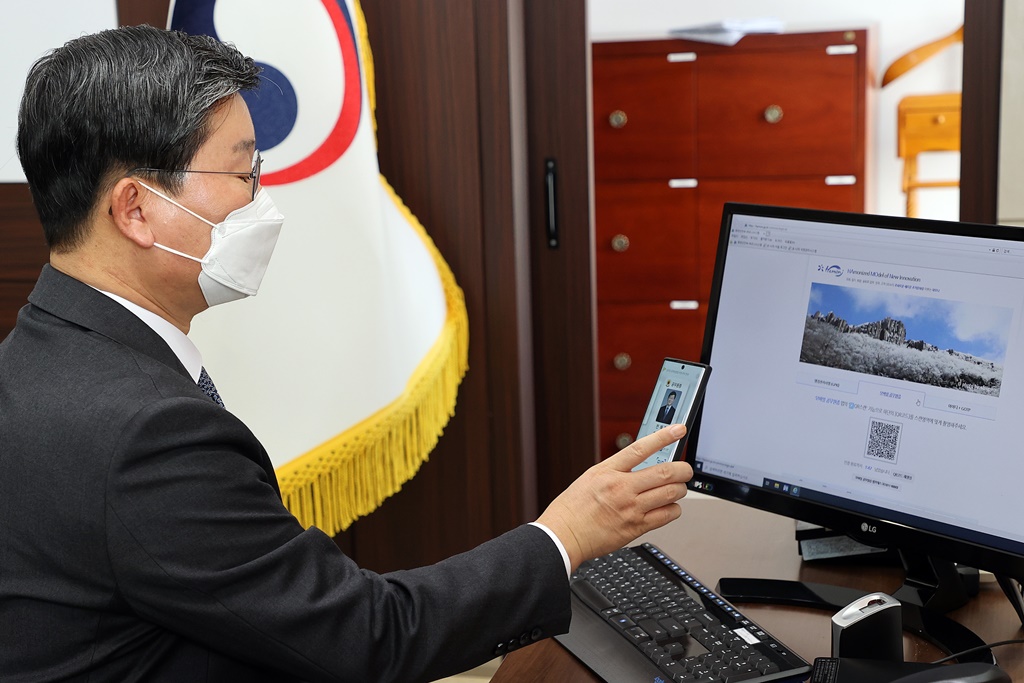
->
[108, 177, 156, 248]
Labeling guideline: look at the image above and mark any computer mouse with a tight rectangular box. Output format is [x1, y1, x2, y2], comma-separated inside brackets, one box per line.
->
[890, 662, 1011, 683]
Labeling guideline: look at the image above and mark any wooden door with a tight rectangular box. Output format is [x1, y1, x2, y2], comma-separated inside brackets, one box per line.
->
[523, 0, 598, 506]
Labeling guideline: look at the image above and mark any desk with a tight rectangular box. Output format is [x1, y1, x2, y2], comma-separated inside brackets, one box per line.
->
[493, 498, 1024, 681]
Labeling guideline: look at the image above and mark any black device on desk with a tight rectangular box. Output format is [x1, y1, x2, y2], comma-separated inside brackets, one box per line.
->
[687, 203, 1024, 658]
[810, 658, 1010, 683]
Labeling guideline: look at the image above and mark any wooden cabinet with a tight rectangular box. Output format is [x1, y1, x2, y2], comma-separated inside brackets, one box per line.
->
[0, 185, 48, 340]
[593, 30, 869, 457]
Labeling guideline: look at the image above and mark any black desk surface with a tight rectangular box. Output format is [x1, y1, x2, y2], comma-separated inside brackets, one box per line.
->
[493, 497, 1024, 681]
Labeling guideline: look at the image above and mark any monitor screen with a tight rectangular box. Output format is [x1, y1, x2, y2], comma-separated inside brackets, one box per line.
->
[688, 203, 1024, 583]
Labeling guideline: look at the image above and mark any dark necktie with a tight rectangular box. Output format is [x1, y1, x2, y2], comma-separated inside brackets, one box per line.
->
[197, 366, 225, 408]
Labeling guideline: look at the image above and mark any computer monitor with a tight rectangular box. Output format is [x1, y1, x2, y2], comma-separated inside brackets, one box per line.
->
[687, 203, 1024, 654]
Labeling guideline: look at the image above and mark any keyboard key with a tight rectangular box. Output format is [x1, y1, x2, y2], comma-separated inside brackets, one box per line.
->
[659, 617, 686, 637]
[626, 626, 650, 643]
[691, 627, 714, 645]
[709, 639, 729, 654]
[638, 619, 670, 642]
[664, 642, 685, 659]
[642, 643, 663, 657]
[570, 578, 614, 611]
[690, 666, 713, 679]
[661, 660, 687, 677]
[681, 617, 702, 633]
[608, 614, 635, 629]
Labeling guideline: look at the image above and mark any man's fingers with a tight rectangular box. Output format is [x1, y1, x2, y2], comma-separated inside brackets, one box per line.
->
[609, 424, 687, 471]
[635, 482, 690, 513]
[643, 502, 684, 530]
[627, 461, 694, 509]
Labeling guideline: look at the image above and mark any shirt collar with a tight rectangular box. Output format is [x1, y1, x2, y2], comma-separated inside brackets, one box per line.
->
[93, 289, 204, 383]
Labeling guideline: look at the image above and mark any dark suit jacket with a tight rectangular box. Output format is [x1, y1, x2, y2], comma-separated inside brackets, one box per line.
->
[0, 266, 570, 682]
[656, 404, 676, 424]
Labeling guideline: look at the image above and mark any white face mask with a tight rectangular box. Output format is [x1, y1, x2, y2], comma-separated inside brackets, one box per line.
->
[138, 182, 285, 306]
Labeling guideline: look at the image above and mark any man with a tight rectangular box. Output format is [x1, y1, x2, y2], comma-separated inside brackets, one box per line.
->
[0, 26, 693, 682]
[657, 390, 678, 424]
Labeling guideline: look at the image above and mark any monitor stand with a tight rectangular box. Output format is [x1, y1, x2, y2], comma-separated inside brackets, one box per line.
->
[715, 549, 1007, 665]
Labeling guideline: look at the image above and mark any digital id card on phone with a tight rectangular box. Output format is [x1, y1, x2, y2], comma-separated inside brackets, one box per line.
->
[632, 358, 711, 471]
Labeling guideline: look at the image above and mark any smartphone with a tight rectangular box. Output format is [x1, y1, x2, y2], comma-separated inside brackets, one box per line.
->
[631, 358, 712, 471]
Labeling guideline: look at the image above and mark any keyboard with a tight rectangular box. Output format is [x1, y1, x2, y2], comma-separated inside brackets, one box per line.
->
[564, 543, 811, 683]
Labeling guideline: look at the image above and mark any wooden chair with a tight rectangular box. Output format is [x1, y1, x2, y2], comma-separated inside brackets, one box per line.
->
[883, 26, 962, 217]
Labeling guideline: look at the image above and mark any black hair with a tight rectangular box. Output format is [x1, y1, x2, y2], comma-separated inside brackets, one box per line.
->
[17, 25, 261, 251]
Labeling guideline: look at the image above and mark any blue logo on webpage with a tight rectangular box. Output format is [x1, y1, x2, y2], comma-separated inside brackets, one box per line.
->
[818, 264, 843, 276]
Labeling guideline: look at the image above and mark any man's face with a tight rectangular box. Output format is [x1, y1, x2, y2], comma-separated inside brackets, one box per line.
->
[666, 393, 675, 406]
[143, 93, 258, 311]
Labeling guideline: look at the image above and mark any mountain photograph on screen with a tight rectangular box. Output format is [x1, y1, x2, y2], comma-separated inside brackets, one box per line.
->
[800, 282, 1009, 396]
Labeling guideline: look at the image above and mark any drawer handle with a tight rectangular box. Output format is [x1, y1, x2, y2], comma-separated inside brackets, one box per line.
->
[934, 114, 947, 125]
[610, 234, 630, 252]
[615, 433, 635, 449]
[613, 353, 632, 371]
[826, 44, 858, 56]
[609, 110, 628, 128]
[764, 104, 784, 124]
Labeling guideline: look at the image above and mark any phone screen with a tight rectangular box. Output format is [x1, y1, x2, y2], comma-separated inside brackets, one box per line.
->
[631, 358, 711, 471]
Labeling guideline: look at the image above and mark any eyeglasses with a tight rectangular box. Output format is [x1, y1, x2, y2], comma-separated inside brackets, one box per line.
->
[130, 149, 263, 201]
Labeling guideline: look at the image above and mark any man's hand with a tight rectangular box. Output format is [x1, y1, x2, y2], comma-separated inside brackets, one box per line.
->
[536, 424, 693, 571]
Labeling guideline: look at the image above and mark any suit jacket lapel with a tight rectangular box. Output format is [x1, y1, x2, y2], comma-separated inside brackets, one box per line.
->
[27, 265, 192, 382]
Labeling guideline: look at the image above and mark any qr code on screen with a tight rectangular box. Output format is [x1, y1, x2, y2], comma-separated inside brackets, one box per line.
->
[865, 419, 901, 463]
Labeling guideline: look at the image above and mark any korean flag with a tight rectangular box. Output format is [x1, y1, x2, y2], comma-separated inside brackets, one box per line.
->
[172, 0, 469, 534]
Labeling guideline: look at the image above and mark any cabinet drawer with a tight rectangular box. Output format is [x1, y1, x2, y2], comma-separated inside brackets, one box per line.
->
[595, 181, 699, 303]
[696, 178, 863, 301]
[697, 44, 861, 178]
[593, 53, 696, 181]
[597, 303, 706, 420]
[898, 93, 961, 157]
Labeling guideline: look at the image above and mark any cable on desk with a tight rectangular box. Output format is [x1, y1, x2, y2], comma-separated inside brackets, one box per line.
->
[930, 639, 1024, 665]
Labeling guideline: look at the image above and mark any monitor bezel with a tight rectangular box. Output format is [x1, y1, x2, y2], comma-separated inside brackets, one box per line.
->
[686, 202, 1024, 582]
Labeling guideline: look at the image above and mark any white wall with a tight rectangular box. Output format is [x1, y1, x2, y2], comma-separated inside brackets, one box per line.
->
[0, 2, 118, 182]
[999, 0, 1024, 226]
[588, 0, 965, 220]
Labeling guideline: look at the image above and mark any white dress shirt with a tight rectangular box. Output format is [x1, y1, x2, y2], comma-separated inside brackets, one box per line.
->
[97, 289, 203, 382]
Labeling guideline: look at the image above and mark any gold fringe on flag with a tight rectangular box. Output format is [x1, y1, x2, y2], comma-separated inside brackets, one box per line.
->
[273, 0, 468, 534]
[275, 178, 469, 534]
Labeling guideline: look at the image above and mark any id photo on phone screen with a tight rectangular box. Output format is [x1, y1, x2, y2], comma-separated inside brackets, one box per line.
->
[656, 390, 679, 424]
